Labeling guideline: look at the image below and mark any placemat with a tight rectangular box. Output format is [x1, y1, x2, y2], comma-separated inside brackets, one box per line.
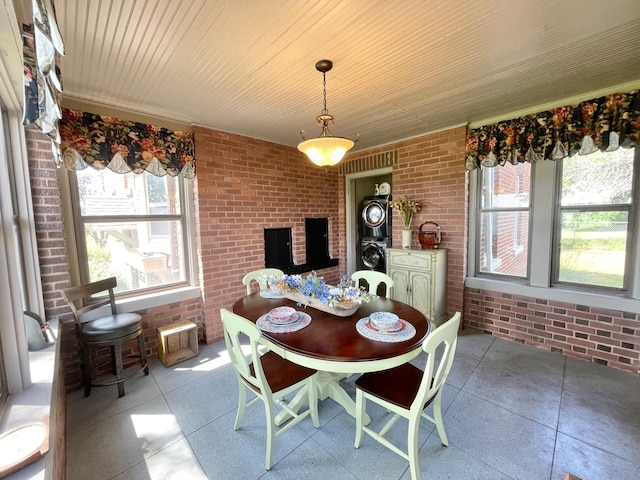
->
[355, 317, 416, 343]
[259, 289, 285, 299]
[257, 311, 311, 333]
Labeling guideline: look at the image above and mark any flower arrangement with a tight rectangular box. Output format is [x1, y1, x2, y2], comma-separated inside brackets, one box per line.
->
[390, 195, 422, 229]
[271, 272, 377, 308]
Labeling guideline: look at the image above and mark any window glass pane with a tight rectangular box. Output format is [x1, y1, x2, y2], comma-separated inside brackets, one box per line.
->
[481, 162, 531, 209]
[77, 168, 181, 216]
[558, 210, 627, 288]
[479, 211, 529, 277]
[84, 221, 185, 291]
[561, 149, 633, 206]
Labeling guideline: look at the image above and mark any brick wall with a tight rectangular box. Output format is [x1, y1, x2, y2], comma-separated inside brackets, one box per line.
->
[351, 126, 468, 316]
[193, 127, 342, 343]
[465, 288, 640, 373]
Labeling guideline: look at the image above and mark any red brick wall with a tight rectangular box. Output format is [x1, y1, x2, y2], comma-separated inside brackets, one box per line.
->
[193, 127, 343, 343]
[351, 126, 468, 316]
[465, 288, 640, 373]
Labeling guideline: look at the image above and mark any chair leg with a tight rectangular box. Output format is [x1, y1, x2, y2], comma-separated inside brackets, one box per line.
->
[233, 378, 246, 430]
[113, 341, 125, 397]
[264, 399, 275, 470]
[432, 391, 448, 446]
[408, 415, 421, 480]
[354, 390, 365, 448]
[138, 333, 149, 375]
[82, 344, 92, 397]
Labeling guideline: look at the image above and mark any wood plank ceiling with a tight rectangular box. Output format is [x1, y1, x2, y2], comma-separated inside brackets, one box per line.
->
[43, 0, 640, 151]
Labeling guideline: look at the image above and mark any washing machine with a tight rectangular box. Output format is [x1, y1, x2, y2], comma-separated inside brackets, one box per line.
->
[360, 236, 392, 273]
[361, 195, 392, 237]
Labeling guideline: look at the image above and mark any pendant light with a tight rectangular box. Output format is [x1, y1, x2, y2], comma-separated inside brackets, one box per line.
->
[298, 60, 358, 167]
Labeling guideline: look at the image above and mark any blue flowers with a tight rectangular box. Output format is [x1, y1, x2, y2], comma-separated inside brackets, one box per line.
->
[273, 272, 376, 307]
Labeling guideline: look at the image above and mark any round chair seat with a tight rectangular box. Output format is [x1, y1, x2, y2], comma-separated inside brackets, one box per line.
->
[81, 313, 142, 337]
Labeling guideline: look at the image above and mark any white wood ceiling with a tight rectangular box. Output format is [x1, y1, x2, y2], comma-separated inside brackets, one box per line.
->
[40, 0, 640, 150]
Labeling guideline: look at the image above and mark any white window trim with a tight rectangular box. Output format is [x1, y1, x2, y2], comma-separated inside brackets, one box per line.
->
[467, 156, 640, 314]
[60, 168, 200, 299]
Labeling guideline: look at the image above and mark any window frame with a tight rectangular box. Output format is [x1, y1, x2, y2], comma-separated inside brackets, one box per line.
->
[467, 148, 640, 313]
[476, 162, 532, 280]
[66, 168, 198, 299]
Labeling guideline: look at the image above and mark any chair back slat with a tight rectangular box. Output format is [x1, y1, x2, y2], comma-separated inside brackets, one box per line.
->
[220, 308, 271, 394]
[412, 312, 461, 413]
[351, 270, 394, 297]
[242, 268, 284, 294]
[61, 277, 118, 324]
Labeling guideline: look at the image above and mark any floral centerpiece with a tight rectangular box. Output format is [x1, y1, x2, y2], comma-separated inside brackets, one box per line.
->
[389, 195, 422, 229]
[271, 272, 377, 317]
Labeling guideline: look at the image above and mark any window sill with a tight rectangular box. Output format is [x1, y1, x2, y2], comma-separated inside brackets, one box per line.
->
[465, 277, 640, 314]
[117, 285, 201, 312]
[0, 318, 58, 479]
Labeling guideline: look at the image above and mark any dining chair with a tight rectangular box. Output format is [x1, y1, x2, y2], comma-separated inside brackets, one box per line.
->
[242, 268, 284, 294]
[61, 277, 149, 397]
[220, 308, 319, 470]
[354, 311, 462, 480]
[351, 270, 394, 297]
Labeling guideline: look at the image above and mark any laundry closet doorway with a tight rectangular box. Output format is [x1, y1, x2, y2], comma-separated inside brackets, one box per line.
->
[345, 167, 392, 274]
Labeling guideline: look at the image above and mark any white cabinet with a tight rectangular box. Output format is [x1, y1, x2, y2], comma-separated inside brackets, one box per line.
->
[387, 248, 447, 325]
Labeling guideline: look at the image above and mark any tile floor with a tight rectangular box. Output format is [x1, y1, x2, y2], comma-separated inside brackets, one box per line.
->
[65, 330, 640, 480]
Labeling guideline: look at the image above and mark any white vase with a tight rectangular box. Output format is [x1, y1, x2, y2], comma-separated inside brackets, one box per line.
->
[401, 229, 412, 248]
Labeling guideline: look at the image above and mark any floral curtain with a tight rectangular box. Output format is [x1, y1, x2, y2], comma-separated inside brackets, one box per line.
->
[60, 108, 196, 179]
[22, 0, 65, 164]
[465, 89, 640, 171]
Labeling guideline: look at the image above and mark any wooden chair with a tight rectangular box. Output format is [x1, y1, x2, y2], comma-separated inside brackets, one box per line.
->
[354, 312, 462, 480]
[220, 308, 319, 470]
[242, 268, 284, 294]
[61, 277, 149, 397]
[351, 270, 394, 297]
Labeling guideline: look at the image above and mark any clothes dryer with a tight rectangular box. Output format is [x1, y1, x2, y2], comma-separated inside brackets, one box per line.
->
[361, 195, 392, 238]
[360, 236, 392, 273]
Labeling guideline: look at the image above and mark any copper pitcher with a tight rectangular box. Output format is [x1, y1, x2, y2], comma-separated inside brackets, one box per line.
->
[418, 222, 441, 249]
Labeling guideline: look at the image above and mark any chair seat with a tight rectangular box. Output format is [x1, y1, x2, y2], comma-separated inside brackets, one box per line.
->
[355, 362, 428, 410]
[80, 313, 142, 337]
[248, 351, 316, 394]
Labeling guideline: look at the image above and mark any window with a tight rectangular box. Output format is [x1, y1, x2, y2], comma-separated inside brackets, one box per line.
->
[477, 161, 531, 278]
[74, 168, 190, 294]
[555, 148, 635, 290]
[472, 147, 639, 297]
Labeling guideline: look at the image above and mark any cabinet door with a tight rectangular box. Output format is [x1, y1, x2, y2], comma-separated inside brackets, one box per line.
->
[389, 269, 410, 305]
[409, 270, 433, 318]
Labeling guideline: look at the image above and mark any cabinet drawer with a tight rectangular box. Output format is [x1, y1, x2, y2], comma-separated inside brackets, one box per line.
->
[388, 250, 432, 271]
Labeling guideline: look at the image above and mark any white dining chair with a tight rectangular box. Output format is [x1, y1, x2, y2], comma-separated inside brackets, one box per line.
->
[220, 308, 319, 470]
[354, 312, 461, 480]
[242, 268, 284, 294]
[351, 270, 394, 297]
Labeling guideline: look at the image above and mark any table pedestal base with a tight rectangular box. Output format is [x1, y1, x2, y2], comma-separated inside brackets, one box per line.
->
[275, 371, 370, 426]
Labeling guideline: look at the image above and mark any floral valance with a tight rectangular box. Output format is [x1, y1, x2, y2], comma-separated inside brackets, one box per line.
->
[465, 89, 640, 171]
[60, 108, 195, 179]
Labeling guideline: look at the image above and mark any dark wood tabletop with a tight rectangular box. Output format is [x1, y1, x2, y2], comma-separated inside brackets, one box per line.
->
[232, 293, 430, 365]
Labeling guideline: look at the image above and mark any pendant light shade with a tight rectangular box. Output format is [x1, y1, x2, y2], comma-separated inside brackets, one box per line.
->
[298, 60, 357, 167]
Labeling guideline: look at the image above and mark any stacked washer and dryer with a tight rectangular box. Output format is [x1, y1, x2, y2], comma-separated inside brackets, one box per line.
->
[360, 185, 392, 272]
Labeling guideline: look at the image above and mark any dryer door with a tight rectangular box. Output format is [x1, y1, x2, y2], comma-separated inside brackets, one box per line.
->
[362, 201, 386, 229]
[361, 242, 385, 270]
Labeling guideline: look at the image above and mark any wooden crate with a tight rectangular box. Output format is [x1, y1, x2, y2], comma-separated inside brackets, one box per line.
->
[157, 319, 198, 367]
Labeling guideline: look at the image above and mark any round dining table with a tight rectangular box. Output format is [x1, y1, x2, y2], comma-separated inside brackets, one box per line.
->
[232, 292, 431, 421]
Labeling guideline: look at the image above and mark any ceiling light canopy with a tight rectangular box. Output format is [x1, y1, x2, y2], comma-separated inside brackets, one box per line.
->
[298, 60, 358, 167]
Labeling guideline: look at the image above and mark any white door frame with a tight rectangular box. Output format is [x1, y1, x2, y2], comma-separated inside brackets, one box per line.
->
[345, 167, 393, 273]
